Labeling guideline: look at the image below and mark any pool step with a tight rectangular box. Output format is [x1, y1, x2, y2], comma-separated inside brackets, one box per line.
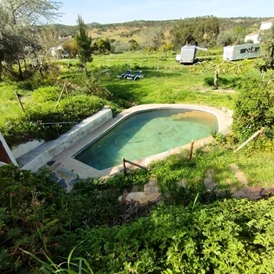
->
[172, 111, 215, 120]
[47, 160, 77, 192]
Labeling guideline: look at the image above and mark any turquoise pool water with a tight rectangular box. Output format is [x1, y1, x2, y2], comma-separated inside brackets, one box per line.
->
[74, 109, 218, 170]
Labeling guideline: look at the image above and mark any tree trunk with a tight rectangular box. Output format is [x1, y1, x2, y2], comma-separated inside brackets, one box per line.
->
[0, 61, 2, 81]
[17, 59, 24, 81]
[214, 71, 219, 90]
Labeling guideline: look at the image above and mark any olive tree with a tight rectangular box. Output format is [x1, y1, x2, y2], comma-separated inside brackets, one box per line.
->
[0, 0, 61, 80]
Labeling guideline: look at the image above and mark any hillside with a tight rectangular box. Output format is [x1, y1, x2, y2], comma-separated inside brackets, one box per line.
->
[55, 17, 271, 44]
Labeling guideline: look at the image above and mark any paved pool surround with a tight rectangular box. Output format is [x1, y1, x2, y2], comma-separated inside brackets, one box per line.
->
[52, 104, 232, 183]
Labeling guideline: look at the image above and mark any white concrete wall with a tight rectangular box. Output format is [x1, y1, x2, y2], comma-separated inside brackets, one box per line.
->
[12, 140, 45, 159]
[22, 108, 112, 172]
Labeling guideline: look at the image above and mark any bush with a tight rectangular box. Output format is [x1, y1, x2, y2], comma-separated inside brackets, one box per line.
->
[233, 79, 274, 141]
[1, 95, 105, 146]
[32, 86, 61, 102]
[67, 198, 274, 274]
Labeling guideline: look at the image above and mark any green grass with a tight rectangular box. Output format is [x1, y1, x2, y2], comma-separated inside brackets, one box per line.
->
[0, 51, 273, 186]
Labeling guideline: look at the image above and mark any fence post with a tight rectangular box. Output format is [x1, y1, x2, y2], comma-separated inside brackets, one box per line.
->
[122, 157, 127, 176]
[189, 140, 194, 160]
[14, 90, 25, 112]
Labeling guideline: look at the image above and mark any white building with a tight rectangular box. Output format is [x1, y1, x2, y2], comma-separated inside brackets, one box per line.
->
[245, 18, 274, 44]
[244, 31, 260, 44]
[260, 18, 274, 30]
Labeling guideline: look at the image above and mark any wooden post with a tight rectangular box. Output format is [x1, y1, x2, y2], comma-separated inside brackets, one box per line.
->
[14, 90, 25, 112]
[234, 128, 264, 153]
[253, 127, 264, 146]
[122, 157, 127, 176]
[55, 83, 66, 109]
[65, 82, 70, 100]
[189, 140, 194, 160]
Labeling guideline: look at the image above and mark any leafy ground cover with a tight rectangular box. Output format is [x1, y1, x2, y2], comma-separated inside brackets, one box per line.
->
[1, 157, 274, 273]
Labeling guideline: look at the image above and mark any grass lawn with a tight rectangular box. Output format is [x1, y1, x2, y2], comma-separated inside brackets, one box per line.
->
[0, 51, 273, 186]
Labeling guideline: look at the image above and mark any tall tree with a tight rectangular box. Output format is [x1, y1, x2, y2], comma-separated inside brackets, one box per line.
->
[140, 27, 165, 51]
[75, 15, 92, 76]
[1, 0, 61, 25]
[0, 0, 61, 80]
[171, 16, 220, 50]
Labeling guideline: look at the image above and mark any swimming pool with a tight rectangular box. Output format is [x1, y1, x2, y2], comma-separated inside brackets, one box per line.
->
[74, 108, 218, 170]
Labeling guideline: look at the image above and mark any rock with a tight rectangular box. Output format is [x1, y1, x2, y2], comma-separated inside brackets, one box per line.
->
[118, 192, 161, 206]
[131, 185, 143, 192]
[144, 177, 159, 193]
[232, 186, 264, 200]
[264, 187, 274, 196]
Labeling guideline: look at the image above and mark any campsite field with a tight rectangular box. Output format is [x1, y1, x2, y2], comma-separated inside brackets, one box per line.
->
[1, 50, 274, 274]
[0, 50, 273, 185]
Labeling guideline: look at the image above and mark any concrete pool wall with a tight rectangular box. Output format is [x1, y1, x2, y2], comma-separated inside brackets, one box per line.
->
[19, 108, 112, 172]
[51, 104, 232, 185]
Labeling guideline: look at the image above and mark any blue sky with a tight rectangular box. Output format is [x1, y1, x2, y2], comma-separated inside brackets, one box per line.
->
[56, 0, 274, 25]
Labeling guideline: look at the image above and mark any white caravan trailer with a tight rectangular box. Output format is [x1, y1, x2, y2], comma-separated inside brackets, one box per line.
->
[223, 43, 261, 61]
[178, 45, 208, 64]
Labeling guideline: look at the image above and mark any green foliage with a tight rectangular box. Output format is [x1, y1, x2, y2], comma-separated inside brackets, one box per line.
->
[76, 15, 93, 75]
[92, 38, 111, 54]
[171, 16, 220, 49]
[32, 86, 61, 102]
[1, 95, 104, 146]
[23, 242, 95, 274]
[67, 198, 274, 274]
[0, 165, 66, 273]
[233, 79, 274, 140]
[81, 75, 112, 99]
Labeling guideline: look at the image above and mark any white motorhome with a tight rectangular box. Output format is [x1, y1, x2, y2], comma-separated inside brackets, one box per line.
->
[223, 43, 261, 61]
[177, 45, 207, 64]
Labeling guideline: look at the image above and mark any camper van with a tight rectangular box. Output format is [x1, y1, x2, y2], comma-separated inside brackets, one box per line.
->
[223, 43, 261, 61]
[177, 45, 208, 64]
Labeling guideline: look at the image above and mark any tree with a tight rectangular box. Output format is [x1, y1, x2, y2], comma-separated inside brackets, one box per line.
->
[171, 16, 220, 50]
[1, 0, 61, 25]
[75, 15, 92, 76]
[140, 27, 165, 51]
[128, 39, 139, 51]
[62, 39, 79, 58]
[191, 60, 244, 90]
[0, 0, 61, 80]
[91, 38, 111, 54]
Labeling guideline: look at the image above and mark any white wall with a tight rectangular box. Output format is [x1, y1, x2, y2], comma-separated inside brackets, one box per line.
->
[12, 140, 45, 159]
[21, 108, 112, 172]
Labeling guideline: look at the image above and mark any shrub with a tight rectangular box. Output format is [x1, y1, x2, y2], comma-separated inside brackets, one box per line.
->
[233, 79, 274, 141]
[32, 86, 61, 102]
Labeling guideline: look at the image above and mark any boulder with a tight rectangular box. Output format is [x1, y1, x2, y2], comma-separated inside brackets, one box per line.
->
[118, 192, 161, 206]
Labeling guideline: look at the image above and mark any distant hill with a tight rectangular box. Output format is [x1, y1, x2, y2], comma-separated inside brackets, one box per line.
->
[54, 17, 271, 44]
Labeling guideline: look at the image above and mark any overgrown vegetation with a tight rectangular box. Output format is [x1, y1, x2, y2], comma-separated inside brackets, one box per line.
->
[1, 11, 274, 273]
[1, 148, 274, 273]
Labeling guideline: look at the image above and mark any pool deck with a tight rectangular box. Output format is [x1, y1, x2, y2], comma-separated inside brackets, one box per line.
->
[47, 104, 232, 190]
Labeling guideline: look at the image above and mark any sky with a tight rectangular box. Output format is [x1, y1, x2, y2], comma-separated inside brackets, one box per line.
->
[56, 0, 274, 25]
